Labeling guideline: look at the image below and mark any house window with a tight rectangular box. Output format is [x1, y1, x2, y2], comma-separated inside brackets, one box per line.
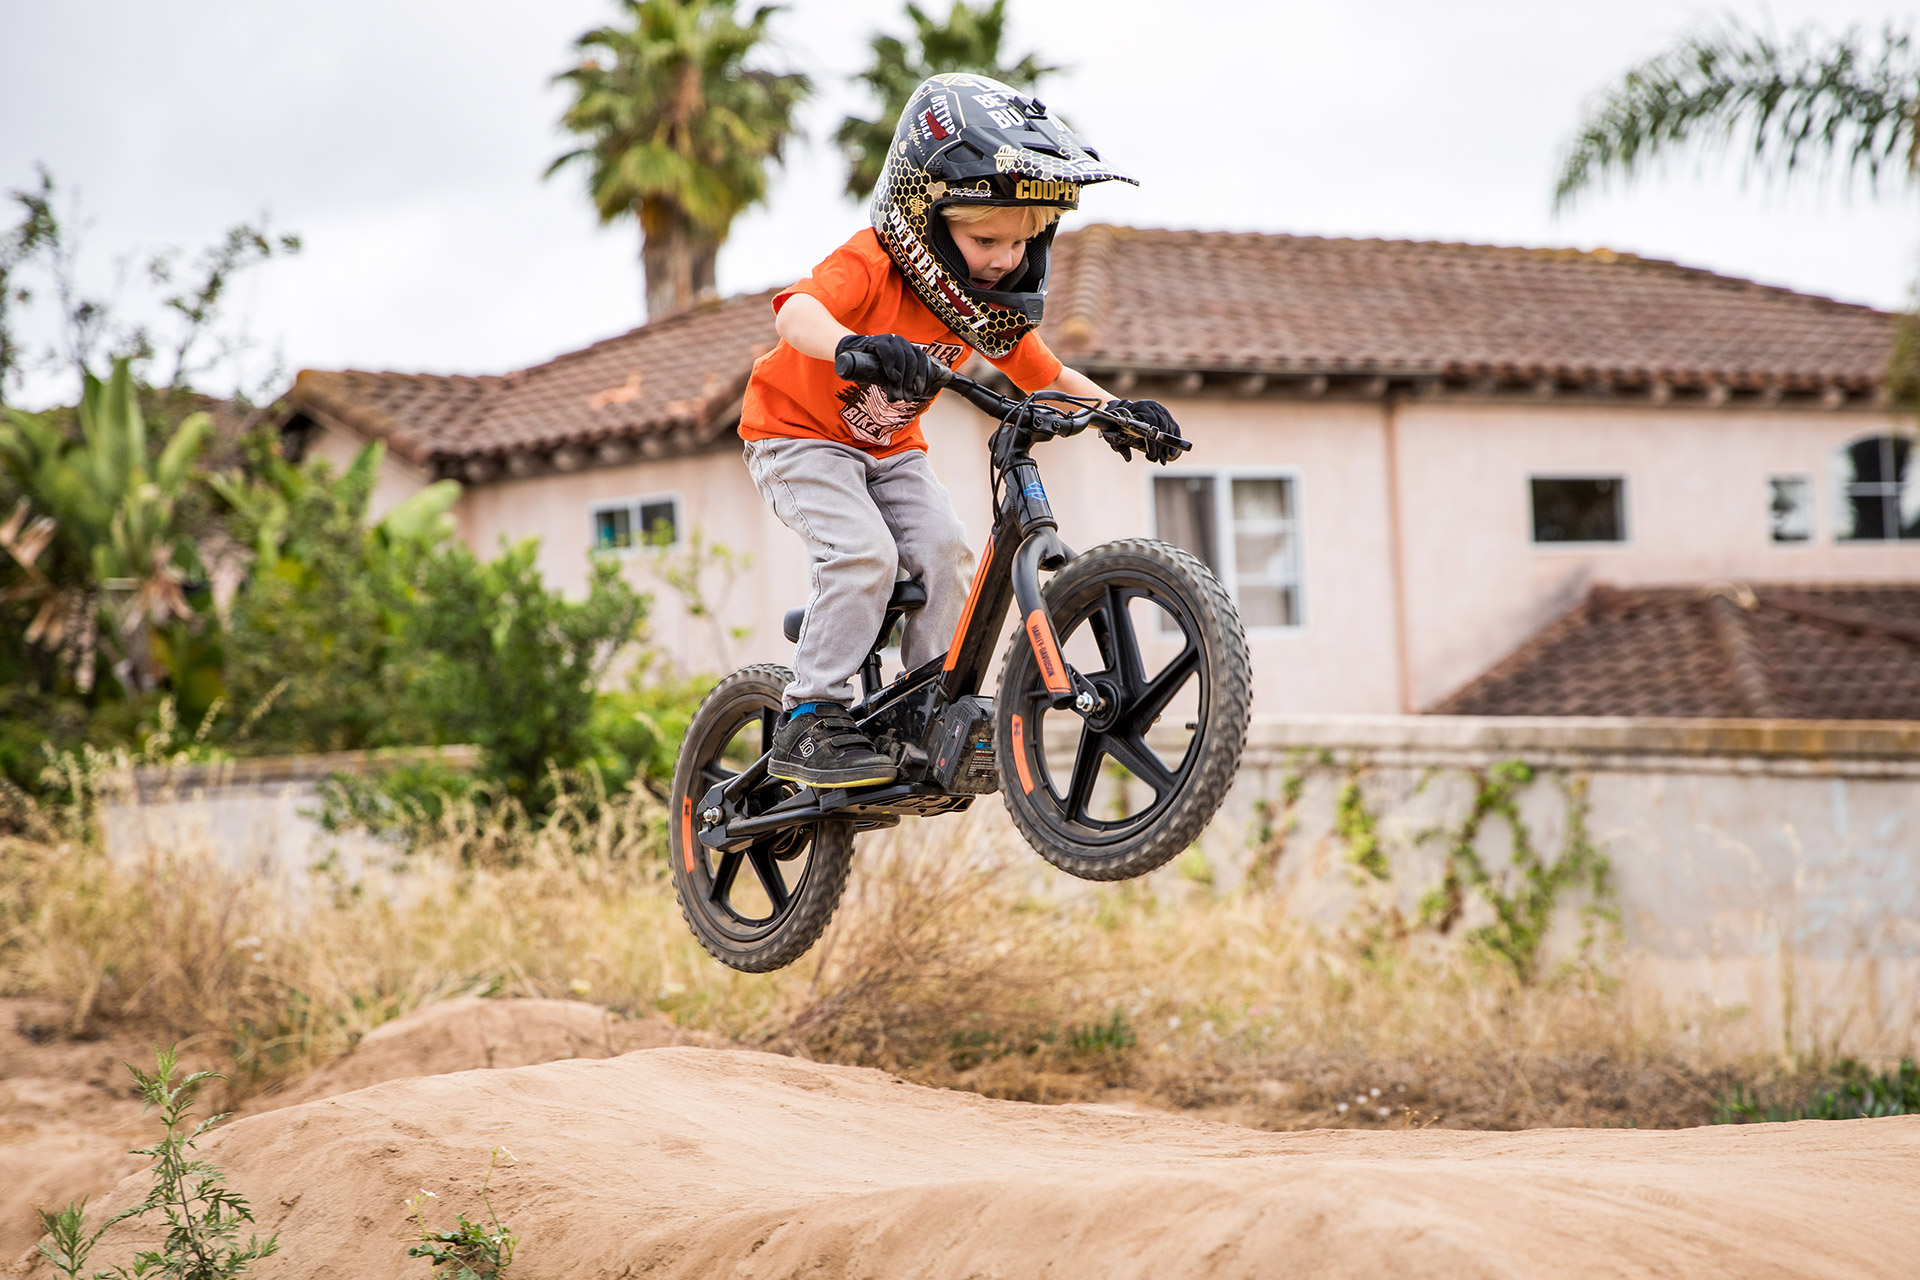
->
[1153, 473, 1301, 628]
[592, 494, 679, 552]
[1770, 475, 1813, 543]
[1530, 477, 1625, 544]
[1832, 435, 1920, 542]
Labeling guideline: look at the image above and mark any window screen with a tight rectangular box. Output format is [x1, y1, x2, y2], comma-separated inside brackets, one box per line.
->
[638, 498, 678, 545]
[1530, 478, 1625, 543]
[1153, 476, 1218, 571]
[1833, 436, 1920, 541]
[1154, 474, 1301, 629]
[593, 506, 633, 550]
[1769, 476, 1812, 543]
[1230, 477, 1300, 628]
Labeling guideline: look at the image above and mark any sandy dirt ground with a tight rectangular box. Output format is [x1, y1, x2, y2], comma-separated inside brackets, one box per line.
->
[6, 1000, 1918, 1278]
[0, 997, 694, 1262]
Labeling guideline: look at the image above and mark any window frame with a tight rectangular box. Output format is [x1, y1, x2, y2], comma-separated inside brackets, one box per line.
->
[1526, 472, 1631, 549]
[590, 491, 682, 555]
[1147, 466, 1306, 634]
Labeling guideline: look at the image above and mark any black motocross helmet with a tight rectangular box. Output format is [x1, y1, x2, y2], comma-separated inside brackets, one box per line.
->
[871, 73, 1136, 357]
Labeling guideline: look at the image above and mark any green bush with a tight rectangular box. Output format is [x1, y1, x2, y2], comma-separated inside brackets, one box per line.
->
[588, 672, 709, 792]
[408, 542, 647, 805]
[1716, 1058, 1920, 1123]
[216, 438, 438, 754]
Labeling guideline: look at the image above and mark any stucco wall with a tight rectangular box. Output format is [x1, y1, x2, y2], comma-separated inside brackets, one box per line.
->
[1190, 714, 1920, 1058]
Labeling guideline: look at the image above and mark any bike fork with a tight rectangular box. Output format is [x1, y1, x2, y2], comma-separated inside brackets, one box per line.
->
[1011, 528, 1104, 715]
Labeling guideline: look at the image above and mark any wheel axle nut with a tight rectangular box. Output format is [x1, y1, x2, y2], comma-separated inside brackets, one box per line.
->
[1073, 690, 1096, 713]
[702, 807, 722, 825]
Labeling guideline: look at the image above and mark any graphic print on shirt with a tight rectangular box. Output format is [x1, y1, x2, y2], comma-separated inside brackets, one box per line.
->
[835, 339, 968, 446]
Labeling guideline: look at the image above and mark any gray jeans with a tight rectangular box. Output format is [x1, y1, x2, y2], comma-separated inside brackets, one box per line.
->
[743, 437, 971, 708]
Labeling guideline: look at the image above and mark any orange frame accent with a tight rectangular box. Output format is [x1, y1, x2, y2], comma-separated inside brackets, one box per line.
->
[943, 536, 995, 671]
[1009, 713, 1035, 794]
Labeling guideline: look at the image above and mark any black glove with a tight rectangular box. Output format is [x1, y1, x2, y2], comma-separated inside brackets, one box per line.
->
[835, 333, 947, 401]
[1101, 398, 1185, 465]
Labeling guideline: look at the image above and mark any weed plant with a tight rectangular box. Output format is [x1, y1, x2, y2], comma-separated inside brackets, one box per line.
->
[36, 1047, 277, 1279]
[407, 1147, 518, 1280]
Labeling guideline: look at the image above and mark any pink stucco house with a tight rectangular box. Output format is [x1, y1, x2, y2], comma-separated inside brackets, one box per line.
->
[281, 225, 1915, 716]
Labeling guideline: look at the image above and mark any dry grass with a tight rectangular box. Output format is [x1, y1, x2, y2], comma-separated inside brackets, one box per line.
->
[0, 773, 1810, 1128]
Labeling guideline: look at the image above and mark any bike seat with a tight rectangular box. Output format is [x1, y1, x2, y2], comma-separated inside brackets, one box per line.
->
[783, 578, 926, 643]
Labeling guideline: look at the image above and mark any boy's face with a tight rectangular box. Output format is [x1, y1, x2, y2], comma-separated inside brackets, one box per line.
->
[947, 206, 1042, 292]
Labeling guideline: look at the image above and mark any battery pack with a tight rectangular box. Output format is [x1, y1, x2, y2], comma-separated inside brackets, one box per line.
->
[931, 697, 999, 795]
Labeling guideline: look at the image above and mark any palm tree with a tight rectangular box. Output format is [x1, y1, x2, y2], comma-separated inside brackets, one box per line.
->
[1554, 19, 1920, 410]
[834, 1, 1061, 201]
[1554, 20, 1918, 210]
[550, 0, 810, 322]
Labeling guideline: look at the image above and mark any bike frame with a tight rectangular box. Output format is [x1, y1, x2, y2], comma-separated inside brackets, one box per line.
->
[691, 370, 1184, 854]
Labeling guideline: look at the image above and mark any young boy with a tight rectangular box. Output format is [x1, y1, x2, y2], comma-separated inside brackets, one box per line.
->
[738, 73, 1183, 788]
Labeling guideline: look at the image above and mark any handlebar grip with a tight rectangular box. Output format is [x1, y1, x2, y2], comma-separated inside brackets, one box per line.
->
[835, 349, 886, 384]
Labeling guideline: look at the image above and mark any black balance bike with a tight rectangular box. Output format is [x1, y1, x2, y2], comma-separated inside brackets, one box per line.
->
[670, 351, 1252, 971]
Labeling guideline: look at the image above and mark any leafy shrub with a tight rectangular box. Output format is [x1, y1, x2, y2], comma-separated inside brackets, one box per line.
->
[407, 542, 646, 805]
[1716, 1058, 1920, 1123]
[587, 672, 709, 792]
[216, 439, 438, 754]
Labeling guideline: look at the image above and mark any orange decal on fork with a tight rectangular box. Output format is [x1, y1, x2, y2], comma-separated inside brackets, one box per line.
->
[1009, 714, 1035, 794]
[681, 796, 696, 873]
[1025, 609, 1070, 696]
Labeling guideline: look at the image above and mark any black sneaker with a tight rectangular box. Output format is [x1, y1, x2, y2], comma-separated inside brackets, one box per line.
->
[767, 705, 898, 789]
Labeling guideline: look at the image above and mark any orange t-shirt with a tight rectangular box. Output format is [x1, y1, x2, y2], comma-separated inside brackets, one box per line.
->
[739, 229, 1064, 458]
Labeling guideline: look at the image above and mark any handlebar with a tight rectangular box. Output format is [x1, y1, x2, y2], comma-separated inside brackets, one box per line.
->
[833, 348, 1191, 456]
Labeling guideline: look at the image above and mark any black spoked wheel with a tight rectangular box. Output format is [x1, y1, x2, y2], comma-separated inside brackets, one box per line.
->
[997, 538, 1251, 881]
[670, 664, 855, 972]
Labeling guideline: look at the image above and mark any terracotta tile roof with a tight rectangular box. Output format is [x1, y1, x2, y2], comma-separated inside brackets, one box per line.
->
[1433, 583, 1920, 719]
[1042, 226, 1893, 393]
[286, 226, 1896, 478]
[289, 290, 779, 475]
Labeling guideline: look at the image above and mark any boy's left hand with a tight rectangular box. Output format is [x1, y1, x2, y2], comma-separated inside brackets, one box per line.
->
[1101, 399, 1185, 465]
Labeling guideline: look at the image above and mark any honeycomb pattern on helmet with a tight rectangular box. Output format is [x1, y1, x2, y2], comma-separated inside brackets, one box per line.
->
[870, 73, 1136, 359]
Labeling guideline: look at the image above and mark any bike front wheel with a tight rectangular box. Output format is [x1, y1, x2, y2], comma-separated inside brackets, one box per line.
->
[996, 538, 1251, 881]
[670, 664, 855, 972]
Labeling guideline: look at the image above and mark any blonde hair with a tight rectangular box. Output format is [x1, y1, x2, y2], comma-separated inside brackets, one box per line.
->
[939, 202, 1064, 238]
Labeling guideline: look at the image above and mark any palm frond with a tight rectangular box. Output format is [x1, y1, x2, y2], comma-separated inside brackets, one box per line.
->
[1554, 19, 1920, 211]
[835, 0, 1065, 201]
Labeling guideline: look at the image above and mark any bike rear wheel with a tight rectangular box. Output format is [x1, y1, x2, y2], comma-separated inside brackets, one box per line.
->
[670, 664, 855, 972]
[996, 538, 1251, 881]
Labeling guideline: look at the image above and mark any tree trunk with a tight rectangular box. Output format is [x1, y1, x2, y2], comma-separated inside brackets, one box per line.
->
[639, 199, 722, 322]
[690, 232, 719, 305]
[640, 199, 691, 322]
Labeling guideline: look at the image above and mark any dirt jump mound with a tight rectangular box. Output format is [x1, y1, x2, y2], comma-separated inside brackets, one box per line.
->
[38, 1046, 1920, 1279]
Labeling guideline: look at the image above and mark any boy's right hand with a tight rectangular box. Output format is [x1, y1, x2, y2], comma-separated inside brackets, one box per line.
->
[835, 334, 948, 401]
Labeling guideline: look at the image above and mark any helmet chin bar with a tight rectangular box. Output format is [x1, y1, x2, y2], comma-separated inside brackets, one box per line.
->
[926, 202, 1057, 326]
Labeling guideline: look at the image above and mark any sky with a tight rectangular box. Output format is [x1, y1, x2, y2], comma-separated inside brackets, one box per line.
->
[3, 0, 1916, 409]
